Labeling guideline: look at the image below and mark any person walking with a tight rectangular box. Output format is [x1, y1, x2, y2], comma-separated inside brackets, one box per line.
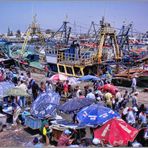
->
[132, 92, 139, 107]
[131, 75, 137, 94]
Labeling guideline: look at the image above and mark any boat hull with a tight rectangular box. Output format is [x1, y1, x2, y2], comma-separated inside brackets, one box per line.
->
[112, 76, 148, 87]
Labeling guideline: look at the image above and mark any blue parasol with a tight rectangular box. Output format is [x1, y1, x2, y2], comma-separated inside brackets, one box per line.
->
[30, 91, 60, 119]
[77, 104, 120, 127]
[59, 98, 95, 114]
[78, 75, 100, 81]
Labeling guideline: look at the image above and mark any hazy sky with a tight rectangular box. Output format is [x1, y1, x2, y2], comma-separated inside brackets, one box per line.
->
[0, 0, 147, 33]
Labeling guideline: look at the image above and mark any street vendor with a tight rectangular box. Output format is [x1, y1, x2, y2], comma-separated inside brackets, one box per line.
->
[57, 129, 74, 146]
[40, 120, 52, 145]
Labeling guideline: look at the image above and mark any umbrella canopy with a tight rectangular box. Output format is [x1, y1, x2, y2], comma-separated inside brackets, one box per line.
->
[6, 87, 30, 97]
[94, 118, 139, 146]
[78, 75, 100, 82]
[49, 73, 68, 82]
[59, 98, 95, 114]
[31, 91, 60, 119]
[98, 84, 118, 95]
[0, 81, 15, 98]
[77, 104, 120, 127]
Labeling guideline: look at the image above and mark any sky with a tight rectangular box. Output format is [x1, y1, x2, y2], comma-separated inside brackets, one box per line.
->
[0, 0, 147, 34]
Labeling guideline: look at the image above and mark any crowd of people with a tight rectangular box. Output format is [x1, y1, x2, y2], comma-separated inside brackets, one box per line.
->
[0, 65, 148, 147]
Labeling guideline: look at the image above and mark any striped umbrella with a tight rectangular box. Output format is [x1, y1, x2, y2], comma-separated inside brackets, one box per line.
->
[49, 74, 68, 81]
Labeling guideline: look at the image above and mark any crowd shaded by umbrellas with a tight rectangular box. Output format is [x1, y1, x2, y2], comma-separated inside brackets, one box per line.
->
[0, 68, 147, 147]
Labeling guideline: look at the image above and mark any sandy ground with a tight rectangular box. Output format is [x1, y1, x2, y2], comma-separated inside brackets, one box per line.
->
[0, 127, 33, 147]
[0, 73, 147, 147]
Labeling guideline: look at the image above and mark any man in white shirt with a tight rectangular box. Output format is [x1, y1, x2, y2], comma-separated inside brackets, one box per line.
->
[131, 75, 137, 94]
[86, 89, 95, 100]
[76, 87, 81, 98]
[126, 108, 136, 126]
[115, 90, 123, 108]
[139, 111, 147, 127]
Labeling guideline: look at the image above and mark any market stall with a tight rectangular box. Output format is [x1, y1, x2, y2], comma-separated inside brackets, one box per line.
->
[50, 120, 87, 143]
